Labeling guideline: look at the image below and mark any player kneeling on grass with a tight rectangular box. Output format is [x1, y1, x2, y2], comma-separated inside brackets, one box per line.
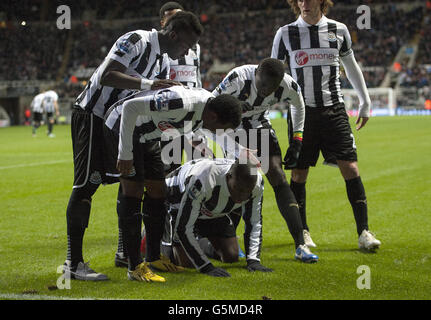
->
[103, 86, 242, 281]
[163, 158, 272, 277]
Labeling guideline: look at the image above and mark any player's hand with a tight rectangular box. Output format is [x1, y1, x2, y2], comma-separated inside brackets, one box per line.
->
[116, 159, 134, 176]
[355, 116, 369, 131]
[200, 263, 231, 277]
[246, 259, 273, 272]
[151, 79, 182, 90]
[283, 139, 302, 170]
[239, 148, 261, 168]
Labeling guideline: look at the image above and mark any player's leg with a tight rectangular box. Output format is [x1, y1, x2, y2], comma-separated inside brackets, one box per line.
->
[196, 215, 239, 263]
[321, 103, 380, 250]
[289, 107, 321, 247]
[64, 108, 107, 281]
[117, 178, 145, 271]
[32, 113, 41, 136]
[47, 112, 55, 137]
[141, 142, 184, 272]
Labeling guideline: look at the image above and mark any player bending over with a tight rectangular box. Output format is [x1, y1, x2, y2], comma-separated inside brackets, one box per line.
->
[103, 85, 242, 281]
[164, 158, 272, 277]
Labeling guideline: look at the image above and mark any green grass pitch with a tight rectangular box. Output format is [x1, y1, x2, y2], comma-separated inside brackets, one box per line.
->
[0, 116, 430, 300]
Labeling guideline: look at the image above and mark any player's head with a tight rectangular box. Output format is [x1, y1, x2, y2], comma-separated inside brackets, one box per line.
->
[287, 0, 333, 18]
[160, 2, 184, 28]
[255, 58, 285, 98]
[202, 94, 242, 133]
[227, 160, 258, 203]
[160, 10, 203, 59]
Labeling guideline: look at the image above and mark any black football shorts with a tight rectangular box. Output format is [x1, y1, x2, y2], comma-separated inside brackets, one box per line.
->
[296, 103, 358, 169]
[103, 123, 165, 183]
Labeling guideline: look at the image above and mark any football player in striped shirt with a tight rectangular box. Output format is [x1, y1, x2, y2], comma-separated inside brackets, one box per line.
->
[164, 158, 272, 277]
[42, 89, 59, 138]
[213, 58, 318, 263]
[103, 86, 242, 281]
[272, 0, 381, 251]
[159, 2, 207, 174]
[63, 11, 204, 282]
[30, 92, 45, 137]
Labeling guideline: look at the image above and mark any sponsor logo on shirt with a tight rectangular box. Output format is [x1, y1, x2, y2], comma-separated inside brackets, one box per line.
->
[157, 121, 175, 131]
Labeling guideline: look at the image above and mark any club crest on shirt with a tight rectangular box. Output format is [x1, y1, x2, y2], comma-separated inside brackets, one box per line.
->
[328, 31, 337, 42]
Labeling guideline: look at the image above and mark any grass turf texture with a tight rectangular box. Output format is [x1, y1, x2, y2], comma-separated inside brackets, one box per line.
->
[0, 116, 430, 300]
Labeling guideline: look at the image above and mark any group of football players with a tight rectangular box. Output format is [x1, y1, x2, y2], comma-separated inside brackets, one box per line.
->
[62, 0, 381, 283]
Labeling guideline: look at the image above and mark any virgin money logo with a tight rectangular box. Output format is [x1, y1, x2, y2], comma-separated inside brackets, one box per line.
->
[295, 51, 309, 66]
[158, 121, 175, 131]
[170, 68, 176, 80]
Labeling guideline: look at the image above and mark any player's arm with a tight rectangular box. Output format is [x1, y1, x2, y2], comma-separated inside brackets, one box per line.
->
[242, 179, 272, 272]
[54, 100, 60, 117]
[339, 25, 371, 130]
[283, 76, 305, 169]
[100, 34, 180, 90]
[271, 28, 288, 62]
[175, 179, 230, 277]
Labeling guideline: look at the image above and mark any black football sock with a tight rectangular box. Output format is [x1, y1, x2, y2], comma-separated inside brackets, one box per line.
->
[273, 182, 305, 248]
[116, 185, 127, 257]
[66, 192, 92, 269]
[290, 180, 308, 231]
[117, 193, 143, 271]
[47, 122, 53, 134]
[142, 196, 167, 262]
[345, 176, 369, 236]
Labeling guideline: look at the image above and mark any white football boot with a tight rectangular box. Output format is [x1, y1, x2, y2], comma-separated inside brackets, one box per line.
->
[303, 230, 317, 248]
[64, 260, 109, 281]
[358, 230, 381, 251]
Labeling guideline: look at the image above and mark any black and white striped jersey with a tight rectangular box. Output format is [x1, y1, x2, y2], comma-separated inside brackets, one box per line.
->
[165, 158, 264, 270]
[75, 29, 169, 119]
[271, 15, 353, 108]
[31, 93, 45, 114]
[42, 90, 58, 113]
[104, 86, 213, 161]
[212, 64, 305, 133]
[167, 44, 202, 88]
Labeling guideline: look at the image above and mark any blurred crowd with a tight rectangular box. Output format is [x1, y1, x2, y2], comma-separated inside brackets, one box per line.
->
[0, 1, 428, 101]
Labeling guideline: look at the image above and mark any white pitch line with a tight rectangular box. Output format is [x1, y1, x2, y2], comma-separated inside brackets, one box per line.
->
[0, 159, 71, 170]
[0, 293, 127, 300]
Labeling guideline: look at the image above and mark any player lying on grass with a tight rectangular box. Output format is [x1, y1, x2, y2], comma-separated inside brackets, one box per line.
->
[212, 57, 318, 262]
[103, 85, 242, 281]
[163, 158, 272, 277]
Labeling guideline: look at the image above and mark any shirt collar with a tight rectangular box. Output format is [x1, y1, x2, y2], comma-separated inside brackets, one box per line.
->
[297, 14, 328, 27]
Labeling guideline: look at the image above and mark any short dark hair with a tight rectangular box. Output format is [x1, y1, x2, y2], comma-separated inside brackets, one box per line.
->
[258, 58, 285, 83]
[207, 94, 242, 128]
[159, 2, 184, 20]
[164, 11, 204, 37]
[231, 159, 258, 188]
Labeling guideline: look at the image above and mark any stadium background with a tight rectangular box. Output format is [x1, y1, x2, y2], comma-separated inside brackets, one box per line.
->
[1, 0, 431, 126]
